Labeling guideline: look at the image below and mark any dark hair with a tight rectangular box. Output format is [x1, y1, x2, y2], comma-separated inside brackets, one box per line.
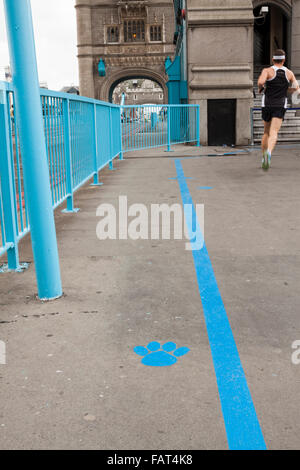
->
[273, 49, 286, 64]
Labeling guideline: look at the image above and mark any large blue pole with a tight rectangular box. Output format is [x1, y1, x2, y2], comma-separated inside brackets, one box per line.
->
[3, 0, 62, 300]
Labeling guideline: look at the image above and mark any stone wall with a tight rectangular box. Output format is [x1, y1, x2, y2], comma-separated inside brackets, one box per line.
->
[187, 0, 254, 145]
[292, 0, 300, 76]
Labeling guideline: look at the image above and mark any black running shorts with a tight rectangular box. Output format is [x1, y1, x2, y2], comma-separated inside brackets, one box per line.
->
[262, 107, 286, 122]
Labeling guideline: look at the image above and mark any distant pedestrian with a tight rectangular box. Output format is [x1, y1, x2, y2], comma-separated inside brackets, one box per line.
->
[10, 104, 15, 134]
[10, 104, 14, 124]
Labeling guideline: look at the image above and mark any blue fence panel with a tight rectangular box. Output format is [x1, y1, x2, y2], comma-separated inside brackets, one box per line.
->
[169, 105, 198, 145]
[9, 90, 30, 242]
[0, 79, 199, 268]
[95, 104, 111, 169]
[42, 94, 68, 208]
[122, 104, 199, 153]
[12, 97, 29, 239]
[69, 100, 94, 191]
[0, 81, 122, 266]
[110, 106, 122, 160]
[122, 105, 168, 152]
[0, 82, 29, 267]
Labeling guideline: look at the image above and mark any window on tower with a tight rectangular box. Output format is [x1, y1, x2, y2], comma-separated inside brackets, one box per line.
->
[107, 26, 119, 43]
[150, 25, 162, 42]
[124, 20, 145, 42]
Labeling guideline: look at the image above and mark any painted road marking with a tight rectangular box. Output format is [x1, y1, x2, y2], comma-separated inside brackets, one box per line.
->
[134, 342, 190, 367]
[174, 159, 266, 451]
[169, 177, 194, 181]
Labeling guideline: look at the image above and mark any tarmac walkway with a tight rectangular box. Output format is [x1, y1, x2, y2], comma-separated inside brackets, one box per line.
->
[0, 144, 300, 450]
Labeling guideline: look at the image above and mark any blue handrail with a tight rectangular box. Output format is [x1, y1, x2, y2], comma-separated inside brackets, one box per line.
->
[0, 79, 200, 292]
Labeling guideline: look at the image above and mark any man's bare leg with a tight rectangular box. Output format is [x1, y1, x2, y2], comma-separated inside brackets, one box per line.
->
[261, 121, 271, 169]
[268, 117, 283, 154]
[262, 121, 270, 151]
[262, 117, 283, 169]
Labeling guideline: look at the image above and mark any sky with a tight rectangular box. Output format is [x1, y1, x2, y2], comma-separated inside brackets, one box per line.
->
[0, 0, 79, 90]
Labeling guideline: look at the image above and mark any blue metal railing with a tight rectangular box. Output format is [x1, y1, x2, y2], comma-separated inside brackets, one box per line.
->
[0, 81, 200, 275]
[0, 80, 28, 265]
[0, 81, 122, 266]
[122, 104, 200, 153]
[0, 0, 200, 298]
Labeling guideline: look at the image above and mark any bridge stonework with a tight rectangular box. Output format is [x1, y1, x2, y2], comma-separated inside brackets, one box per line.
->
[75, 0, 175, 102]
[186, 0, 300, 145]
[76, 0, 300, 145]
[186, 0, 254, 146]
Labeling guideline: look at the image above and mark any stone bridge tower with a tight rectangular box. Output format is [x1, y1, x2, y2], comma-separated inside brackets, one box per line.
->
[75, 0, 175, 102]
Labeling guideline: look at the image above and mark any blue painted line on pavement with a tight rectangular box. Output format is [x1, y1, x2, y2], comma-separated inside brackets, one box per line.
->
[174, 159, 266, 451]
[169, 176, 194, 180]
[198, 186, 213, 190]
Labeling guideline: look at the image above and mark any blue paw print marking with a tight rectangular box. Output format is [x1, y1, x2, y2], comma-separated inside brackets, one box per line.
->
[134, 342, 190, 367]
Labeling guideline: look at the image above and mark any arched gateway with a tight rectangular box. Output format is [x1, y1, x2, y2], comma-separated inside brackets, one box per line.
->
[253, 0, 292, 69]
[106, 69, 168, 104]
[75, 0, 175, 103]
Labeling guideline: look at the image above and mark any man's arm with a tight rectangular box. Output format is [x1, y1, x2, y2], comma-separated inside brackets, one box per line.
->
[288, 71, 300, 94]
[258, 68, 269, 93]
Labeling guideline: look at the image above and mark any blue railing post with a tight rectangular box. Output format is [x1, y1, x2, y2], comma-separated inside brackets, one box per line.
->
[109, 107, 115, 170]
[119, 107, 124, 161]
[165, 106, 173, 152]
[119, 95, 125, 160]
[62, 99, 79, 212]
[91, 103, 103, 186]
[3, 0, 62, 300]
[196, 105, 200, 147]
[167, 106, 171, 151]
[0, 89, 20, 271]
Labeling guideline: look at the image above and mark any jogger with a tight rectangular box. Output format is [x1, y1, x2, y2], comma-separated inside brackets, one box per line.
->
[258, 49, 300, 170]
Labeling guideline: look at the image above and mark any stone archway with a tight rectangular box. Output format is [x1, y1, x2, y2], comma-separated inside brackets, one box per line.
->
[99, 68, 168, 104]
[252, 0, 292, 67]
[252, 0, 292, 18]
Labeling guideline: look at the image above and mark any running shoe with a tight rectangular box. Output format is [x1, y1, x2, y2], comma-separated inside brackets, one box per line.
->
[267, 150, 272, 168]
[262, 151, 268, 170]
